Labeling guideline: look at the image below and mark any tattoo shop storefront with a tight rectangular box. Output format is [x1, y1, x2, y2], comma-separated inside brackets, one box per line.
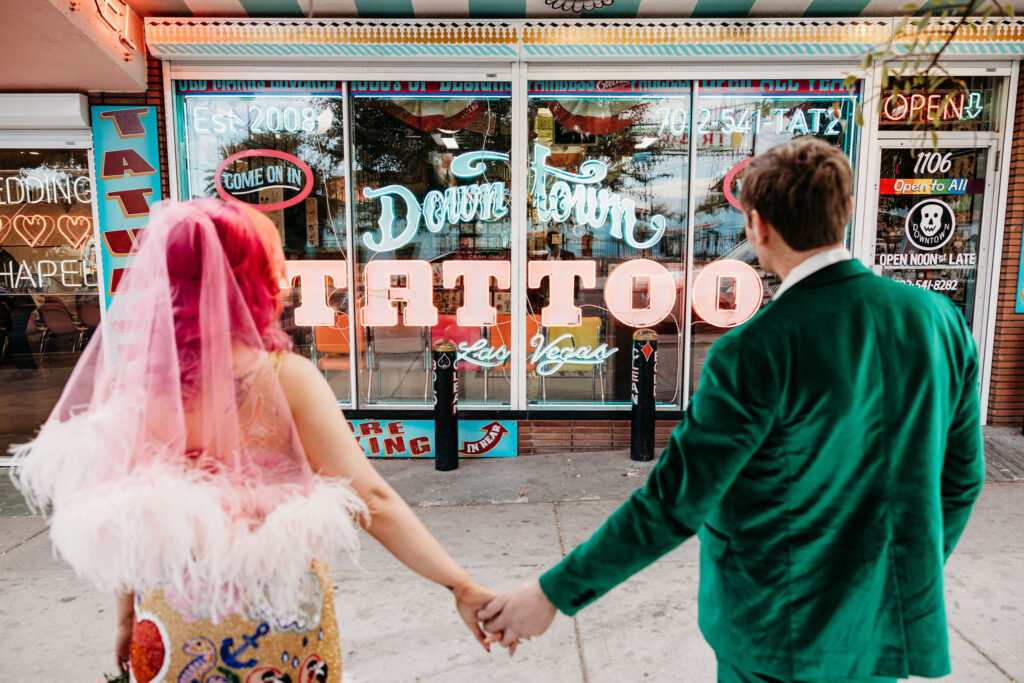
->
[138, 19, 1020, 457]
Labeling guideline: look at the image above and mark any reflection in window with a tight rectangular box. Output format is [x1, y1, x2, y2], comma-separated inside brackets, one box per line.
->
[875, 147, 986, 326]
[690, 79, 861, 393]
[350, 81, 512, 406]
[174, 81, 350, 402]
[0, 149, 98, 451]
[527, 80, 690, 407]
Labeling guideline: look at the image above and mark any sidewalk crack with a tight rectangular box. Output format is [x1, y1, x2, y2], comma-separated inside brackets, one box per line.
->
[951, 625, 1015, 682]
[554, 502, 589, 683]
[0, 525, 47, 558]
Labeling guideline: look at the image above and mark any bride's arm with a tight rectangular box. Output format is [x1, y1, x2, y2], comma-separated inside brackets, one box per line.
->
[278, 353, 495, 649]
[114, 591, 133, 672]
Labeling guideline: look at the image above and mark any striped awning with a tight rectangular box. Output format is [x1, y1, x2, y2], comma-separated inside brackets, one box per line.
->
[129, 0, 1024, 20]
[146, 17, 1024, 60]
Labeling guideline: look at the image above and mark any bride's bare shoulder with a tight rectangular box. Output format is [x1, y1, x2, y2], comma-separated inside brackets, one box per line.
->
[275, 351, 331, 408]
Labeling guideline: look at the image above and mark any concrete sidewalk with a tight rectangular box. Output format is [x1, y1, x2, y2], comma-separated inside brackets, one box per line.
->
[1, 436, 1022, 682]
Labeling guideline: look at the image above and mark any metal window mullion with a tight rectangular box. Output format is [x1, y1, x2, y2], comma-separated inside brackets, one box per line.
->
[163, 61, 181, 202]
[86, 146, 110, 339]
[511, 61, 527, 411]
[852, 65, 879, 267]
[973, 144, 999, 348]
[341, 81, 359, 409]
[979, 62, 1020, 424]
[681, 80, 699, 410]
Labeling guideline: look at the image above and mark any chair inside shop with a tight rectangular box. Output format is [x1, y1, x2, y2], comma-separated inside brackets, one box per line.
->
[481, 314, 541, 404]
[431, 313, 484, 369]
[0, 299, 10, 363]
[490, 314, 541, 368]
[364, 319, 431, 403]
[73, 297, 102, 352]
[542, 316, 605, 402]
[33, 301, 79, 357]
[311, 312, 364, 372]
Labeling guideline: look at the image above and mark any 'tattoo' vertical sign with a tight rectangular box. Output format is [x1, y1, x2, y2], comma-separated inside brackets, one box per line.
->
[91, 106, 163, 310]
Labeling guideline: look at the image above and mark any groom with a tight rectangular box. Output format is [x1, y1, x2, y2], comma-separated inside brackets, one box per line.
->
[479, 137, 985, 682]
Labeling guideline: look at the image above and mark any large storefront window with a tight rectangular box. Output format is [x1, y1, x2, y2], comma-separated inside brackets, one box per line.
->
[689, 79, 861, 392]
[526, 80, 690, 406]
[0, 149, 96, 446]
[175, 81, 351, 401]
[171, 75, 869, 412]
[350, 81, 512, 406]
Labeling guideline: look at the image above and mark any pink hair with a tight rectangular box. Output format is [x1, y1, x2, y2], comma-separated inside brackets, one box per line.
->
[163, 199, 291, 396]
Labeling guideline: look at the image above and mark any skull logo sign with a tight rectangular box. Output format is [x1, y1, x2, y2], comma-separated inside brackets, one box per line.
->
[905, 199, 956, 251]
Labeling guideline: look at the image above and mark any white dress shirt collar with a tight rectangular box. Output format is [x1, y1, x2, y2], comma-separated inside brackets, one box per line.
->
[773, 247, 852, 299]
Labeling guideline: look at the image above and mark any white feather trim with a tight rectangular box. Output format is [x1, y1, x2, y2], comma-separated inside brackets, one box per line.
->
[10, 402, 368, 623]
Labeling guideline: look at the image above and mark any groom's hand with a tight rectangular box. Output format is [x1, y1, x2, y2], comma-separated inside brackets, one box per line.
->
[477, 580, 557, 654]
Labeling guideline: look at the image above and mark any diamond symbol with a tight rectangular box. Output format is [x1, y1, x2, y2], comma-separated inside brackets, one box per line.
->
[640, 342, 654, 361]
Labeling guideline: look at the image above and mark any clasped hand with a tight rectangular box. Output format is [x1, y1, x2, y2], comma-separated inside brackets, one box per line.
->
[472, 580, 557, 656]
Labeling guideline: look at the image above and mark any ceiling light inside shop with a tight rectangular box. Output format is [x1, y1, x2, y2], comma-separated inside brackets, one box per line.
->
[634, 136, 658, 150]
[441, 136, 459, 150]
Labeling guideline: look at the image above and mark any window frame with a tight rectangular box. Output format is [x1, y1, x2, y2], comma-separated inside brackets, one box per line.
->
[166, 60, 1022, 415]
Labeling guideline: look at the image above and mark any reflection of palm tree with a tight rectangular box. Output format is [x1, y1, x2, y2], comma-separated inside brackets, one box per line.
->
[202, 132, 302, 197]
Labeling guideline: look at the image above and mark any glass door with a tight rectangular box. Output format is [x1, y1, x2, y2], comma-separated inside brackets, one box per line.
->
[873, 142, 996, 333]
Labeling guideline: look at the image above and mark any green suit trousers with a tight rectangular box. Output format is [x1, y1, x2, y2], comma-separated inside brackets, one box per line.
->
[717, 659, 898, 683]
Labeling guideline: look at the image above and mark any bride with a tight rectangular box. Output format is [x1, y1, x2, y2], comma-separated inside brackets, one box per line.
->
[11, 199, 496, 682]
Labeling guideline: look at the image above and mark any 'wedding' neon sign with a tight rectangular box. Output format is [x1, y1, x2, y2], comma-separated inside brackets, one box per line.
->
[361, 144, 669, 252]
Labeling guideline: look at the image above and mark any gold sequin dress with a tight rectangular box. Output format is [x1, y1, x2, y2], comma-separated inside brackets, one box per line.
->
[129, 560, 341, 683]
[128, 352, 344, 683]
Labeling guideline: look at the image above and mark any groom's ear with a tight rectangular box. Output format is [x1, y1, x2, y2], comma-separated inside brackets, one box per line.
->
[746, 209, 769, 247]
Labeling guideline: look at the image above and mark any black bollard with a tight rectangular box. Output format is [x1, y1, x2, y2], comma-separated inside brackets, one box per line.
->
[630, 329, 658, 462]
[432, 339, 459, 471]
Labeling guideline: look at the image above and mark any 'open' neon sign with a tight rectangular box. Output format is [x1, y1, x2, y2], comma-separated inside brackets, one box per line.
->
[881, 91, 984, 123]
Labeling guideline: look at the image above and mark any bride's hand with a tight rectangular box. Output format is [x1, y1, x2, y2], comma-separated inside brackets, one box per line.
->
[114, 613, 133, 673]
[452, 582, 499, 651]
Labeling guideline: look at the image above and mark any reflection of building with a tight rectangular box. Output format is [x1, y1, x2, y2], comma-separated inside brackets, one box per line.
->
[4, 5, 1024, 460]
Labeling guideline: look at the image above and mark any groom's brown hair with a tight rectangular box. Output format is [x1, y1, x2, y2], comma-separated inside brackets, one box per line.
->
[740, 136, 853, 251]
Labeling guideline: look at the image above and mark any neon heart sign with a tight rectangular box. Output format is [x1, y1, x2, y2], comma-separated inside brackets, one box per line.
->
[57, 215, 93, 248]
[12, 214, 54, 247]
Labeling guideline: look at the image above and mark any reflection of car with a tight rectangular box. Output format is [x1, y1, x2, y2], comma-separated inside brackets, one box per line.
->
[710, 238, 779, 301]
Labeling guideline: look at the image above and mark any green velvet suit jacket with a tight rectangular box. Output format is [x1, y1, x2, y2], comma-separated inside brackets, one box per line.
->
[539, 259, 984, 679]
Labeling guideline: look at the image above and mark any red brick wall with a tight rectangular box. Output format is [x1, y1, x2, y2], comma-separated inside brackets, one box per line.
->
[517, 419, 678, 455]
[88, 57, 170, 200]
[987, 74, 1024, 426]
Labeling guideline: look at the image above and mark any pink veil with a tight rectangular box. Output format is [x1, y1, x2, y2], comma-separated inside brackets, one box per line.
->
[10, 200, 366, 621]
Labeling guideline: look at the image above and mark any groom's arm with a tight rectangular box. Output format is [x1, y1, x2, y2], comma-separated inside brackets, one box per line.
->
[539, 331, 778, 616]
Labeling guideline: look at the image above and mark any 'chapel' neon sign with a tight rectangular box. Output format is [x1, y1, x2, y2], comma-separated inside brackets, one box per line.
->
[361, 144, 669, 252]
